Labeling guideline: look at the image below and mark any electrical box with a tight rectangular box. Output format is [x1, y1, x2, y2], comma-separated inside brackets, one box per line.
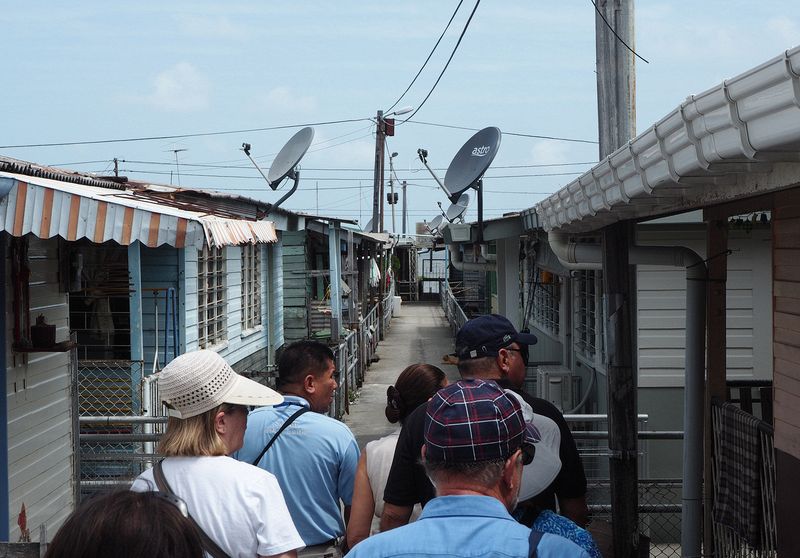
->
[536, 365, 574, 411]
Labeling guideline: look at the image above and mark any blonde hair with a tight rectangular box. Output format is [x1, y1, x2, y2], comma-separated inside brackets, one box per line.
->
[158, 404, 233, 457]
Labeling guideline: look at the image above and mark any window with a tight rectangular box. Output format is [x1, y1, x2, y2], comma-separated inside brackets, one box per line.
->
[532, 270, 560, 336]
[241, 245, 261, 331]
[574, 270, 605, 364]
[198, 246, 226, 348]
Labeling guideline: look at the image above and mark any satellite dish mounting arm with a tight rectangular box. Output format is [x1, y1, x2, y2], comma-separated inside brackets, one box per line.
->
[242, 143, 279, 191]
[265, 168, 300, 217]
[417, 148, 450, 199]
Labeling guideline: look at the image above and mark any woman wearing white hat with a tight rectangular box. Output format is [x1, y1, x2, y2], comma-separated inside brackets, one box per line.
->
[131, 350, 304, 558]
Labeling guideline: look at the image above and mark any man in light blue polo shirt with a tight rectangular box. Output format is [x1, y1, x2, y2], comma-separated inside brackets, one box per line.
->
[238, 340, 359, 558]
[345, 379, 589, 558]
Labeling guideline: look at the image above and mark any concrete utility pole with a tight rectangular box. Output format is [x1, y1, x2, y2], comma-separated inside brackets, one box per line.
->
[402, 180, 408, 235]
[595, 1, 639, 558]
[371, 110, 386, 234]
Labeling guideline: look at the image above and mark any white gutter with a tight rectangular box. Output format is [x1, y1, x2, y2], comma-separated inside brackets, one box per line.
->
[548, 231, 706, 557]
[535, 46, 800, 233]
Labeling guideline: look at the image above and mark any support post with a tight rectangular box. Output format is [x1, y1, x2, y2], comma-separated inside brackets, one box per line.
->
[328, 222, 342, 344]
[596, 1, 638, 556]
[703, 212, 728, 556]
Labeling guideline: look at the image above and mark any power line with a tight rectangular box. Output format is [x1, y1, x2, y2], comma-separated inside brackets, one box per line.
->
[384, 0, 465, 113]
[402, 0, 481, 123]
[0, 118, 371, 149]
[407, 120, 599, 144]
[589, 0, 649, 64]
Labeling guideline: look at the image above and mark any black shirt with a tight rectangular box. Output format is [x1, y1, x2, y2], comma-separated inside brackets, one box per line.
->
[382, 382, 587, 514]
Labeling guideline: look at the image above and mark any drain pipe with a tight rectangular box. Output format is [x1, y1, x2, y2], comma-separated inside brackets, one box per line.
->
[549, 231, 707, 557]
[447, 243, 496, 272]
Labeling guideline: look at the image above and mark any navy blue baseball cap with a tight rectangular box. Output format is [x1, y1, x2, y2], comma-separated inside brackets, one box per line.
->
[424, 379, 538, 463]
[455, 314, 537, 361]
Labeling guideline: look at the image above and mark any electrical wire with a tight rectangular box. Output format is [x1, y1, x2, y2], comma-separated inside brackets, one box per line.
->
[589, 0, 649, 64]
[402, 0, 481, 123]
[0, 117, 371, 149]
[407, 120, 599, 144]
[384, 0, 465, 113]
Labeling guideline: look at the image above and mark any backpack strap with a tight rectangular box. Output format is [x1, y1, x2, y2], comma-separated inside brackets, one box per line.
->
[528, 529, 544, 558]
[251, 406, 309, 466]
[153, 460, 231, 558]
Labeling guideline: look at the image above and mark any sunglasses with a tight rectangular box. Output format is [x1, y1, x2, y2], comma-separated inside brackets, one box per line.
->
[520, 442, 536, 465]
[503, 346, 529, 367]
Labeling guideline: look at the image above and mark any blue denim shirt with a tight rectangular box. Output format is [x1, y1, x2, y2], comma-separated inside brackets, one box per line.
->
[345, 495, 591, 557]
[235, 396, 360, 546]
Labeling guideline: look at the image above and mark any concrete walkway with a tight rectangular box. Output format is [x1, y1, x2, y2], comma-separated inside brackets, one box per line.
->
[342, 301, 460, 450]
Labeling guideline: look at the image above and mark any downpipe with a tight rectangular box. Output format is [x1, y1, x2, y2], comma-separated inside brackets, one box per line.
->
[548, 231, 706, 557]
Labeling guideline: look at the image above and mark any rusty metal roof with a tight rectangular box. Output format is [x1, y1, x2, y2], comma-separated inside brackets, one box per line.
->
[0, 171, 277, 249]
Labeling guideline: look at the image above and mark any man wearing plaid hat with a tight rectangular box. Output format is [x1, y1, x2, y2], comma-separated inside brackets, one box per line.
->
[345, 380, 589, 557]
[381, 314, 588, 530]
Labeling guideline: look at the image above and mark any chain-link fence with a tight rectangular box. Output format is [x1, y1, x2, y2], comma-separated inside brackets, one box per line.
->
[75, 360, 155, 500]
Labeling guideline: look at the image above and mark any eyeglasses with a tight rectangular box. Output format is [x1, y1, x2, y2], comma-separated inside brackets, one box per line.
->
[150, 491, 190, 518]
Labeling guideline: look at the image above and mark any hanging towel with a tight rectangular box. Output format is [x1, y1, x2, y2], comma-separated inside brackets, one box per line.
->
[713, 401, 764, 548]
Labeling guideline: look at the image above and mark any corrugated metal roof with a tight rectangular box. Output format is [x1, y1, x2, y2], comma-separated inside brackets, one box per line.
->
[0, 172, 276, 249]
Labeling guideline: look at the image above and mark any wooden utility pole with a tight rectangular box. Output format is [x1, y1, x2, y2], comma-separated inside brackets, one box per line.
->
[595, 1, 639, 557]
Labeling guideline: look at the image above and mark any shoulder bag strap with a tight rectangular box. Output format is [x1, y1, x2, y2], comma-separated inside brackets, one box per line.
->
[153, 460, 232, 558]
[528, 529, 544, 558]
[251, 406, 309, 466]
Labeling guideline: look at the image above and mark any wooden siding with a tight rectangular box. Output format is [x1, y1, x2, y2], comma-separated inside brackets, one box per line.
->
[636, 227, 771, 387]
[140, 246, 181, 371]
[773, 189, 800, 461]
[282, 232, 310, 343]
[270, 242, 284, 352]
[5, 236, 73, 541]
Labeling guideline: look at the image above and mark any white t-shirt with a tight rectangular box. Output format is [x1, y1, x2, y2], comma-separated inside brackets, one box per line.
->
[132, 456, 303, 558]
[364, 429, 421, 524]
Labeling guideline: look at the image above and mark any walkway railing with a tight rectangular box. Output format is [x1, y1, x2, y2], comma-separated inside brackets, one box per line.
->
[439, 280, 467, 336]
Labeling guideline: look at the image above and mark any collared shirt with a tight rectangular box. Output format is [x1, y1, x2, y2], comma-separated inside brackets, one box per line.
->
[345, 495, 591, 558]
[236, 395, 360, 546]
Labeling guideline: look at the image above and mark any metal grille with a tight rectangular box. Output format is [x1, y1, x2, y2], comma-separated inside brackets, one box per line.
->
[241, 245, 262, 331]
[198, 245, 226, 348]
[574, 270, 599, 361]
[532, 270, 560, 335]
[76, 360, 151, 499]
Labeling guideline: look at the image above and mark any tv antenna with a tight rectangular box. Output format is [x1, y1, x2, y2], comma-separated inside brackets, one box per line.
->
[242, 127, 315, 216]
[167, 148, 187, 186]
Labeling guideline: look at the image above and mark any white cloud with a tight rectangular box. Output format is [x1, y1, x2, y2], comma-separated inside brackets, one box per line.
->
[146, 63, 210, 112]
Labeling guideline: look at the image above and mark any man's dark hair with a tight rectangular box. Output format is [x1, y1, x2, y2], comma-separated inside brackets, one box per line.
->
[277, 340, 335, 386]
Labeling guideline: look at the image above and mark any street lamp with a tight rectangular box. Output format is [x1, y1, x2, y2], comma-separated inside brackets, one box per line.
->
[371, 107, 413, 233]
[388, 151, 398, 234]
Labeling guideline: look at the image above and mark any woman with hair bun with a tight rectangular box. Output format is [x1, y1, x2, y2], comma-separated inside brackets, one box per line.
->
[346, 363, 446, 550]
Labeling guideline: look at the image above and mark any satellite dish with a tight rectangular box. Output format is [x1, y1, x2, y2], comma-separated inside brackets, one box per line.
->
[445, 192, 471, 222]
[267, 127, 315, 189]
[427, 215, 444, 233]
[241, 127, 315, 215]
[443, 127, 501, 203]
[363, 218, 374, 233]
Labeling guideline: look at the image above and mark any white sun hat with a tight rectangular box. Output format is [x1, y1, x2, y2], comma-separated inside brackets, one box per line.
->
[158, 350, 283, 419]
[504, 390, 563, 501]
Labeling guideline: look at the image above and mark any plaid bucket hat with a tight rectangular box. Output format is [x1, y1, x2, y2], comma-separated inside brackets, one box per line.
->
[424, 379, 538, 463]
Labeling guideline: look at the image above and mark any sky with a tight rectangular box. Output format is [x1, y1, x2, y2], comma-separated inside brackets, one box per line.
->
[1, 2, 798, 232]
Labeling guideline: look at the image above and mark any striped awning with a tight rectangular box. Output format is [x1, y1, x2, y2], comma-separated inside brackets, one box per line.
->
[0, 173, 277, 249]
